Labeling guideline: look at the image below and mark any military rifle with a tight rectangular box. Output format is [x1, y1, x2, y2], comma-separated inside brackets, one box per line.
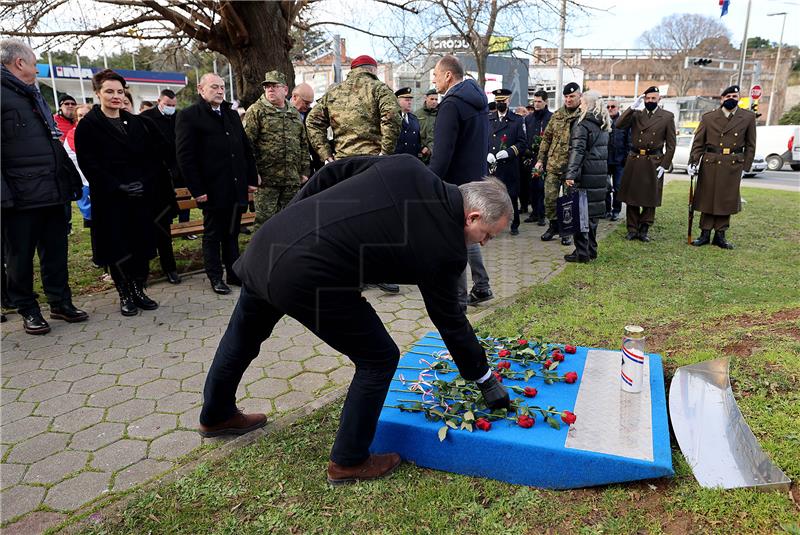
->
[687, 163, 699, 245]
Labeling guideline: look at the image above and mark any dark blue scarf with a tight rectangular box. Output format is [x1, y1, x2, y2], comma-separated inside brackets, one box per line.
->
[1, 64, 61, 139]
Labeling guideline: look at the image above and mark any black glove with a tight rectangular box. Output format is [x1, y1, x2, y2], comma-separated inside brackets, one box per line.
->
[476, 374, 510, 410]
[119, 181, 144, 198]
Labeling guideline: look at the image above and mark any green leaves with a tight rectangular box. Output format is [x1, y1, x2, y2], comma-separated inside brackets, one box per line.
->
[438, 425, 448, 442]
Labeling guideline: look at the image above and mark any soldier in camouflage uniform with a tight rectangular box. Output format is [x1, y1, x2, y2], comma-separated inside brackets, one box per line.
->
[244, 70, 309, 228]
[535, 82, 582, 246]
[415, 88, 438, 163]
[305, 55, 400, 161]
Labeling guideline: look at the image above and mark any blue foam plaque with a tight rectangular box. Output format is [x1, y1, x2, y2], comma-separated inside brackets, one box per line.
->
[371, 332, 674, 489]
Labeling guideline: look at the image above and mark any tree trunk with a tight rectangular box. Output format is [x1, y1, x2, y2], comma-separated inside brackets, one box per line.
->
[208, 2, 295, 108]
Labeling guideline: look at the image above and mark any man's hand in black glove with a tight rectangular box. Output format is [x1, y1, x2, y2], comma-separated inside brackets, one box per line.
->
[119, 181, 144, 198]
[476, 373, 510, 410]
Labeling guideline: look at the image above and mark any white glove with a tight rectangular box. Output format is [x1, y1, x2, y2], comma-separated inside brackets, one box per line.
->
[496, 149, 509, 160]
[656, 166, 665, 179]
[688, 163, 698, 175]
[632, 96, 644, 110]
[741, 170, 746, 179]
[486, 153, 497, 164]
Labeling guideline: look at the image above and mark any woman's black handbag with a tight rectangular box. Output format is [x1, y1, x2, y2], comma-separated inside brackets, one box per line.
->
[557, 187, 589, 235]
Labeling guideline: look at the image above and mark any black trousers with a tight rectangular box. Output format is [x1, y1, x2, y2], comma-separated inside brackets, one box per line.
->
[2, 205, 72, 315]
[573, 217, 599, 259]
[201, 205, 242, 281]
[154, 206, 177, 274]
[531, 175, 545, 219]
[519, 163, 532, 211]
[200, 284, 399, 466]
[626, 206, 656, 233]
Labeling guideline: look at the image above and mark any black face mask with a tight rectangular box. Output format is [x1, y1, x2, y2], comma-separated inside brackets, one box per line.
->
[496, 103, 508, 113]
[722, 98, 738, 110]
[644, 101, 658, 112]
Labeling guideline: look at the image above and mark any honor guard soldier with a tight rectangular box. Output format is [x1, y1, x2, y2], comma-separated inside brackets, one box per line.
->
[688, 85, 756, 249]
[616, 86, 676, 242]
[394, 87, 422, 157]
[487, 88, 527, 235]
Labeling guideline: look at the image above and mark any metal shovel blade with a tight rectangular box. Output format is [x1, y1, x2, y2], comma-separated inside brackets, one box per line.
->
[669, 357, 791, 491]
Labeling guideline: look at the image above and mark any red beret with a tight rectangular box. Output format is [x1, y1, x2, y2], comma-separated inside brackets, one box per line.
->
[351, 55, 378, 69]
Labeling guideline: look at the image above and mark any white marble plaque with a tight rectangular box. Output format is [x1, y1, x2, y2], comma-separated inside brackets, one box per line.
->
[564, 349, 654, 461]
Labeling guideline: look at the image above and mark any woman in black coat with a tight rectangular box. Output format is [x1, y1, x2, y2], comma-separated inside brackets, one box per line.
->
[75, 69, 173, 316]
[564, 90, 611, 263]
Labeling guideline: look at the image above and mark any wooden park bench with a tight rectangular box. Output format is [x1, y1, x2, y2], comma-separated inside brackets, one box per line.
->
[170, 188, 256, 238]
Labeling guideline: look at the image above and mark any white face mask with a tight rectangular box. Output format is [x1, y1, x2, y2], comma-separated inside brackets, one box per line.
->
[161, 105, 176, 116]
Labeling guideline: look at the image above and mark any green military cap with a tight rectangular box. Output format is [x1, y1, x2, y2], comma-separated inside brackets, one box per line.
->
[261, 70, 287, 86]
[395, 87, 413, 98]
[425, 88, 438, 96]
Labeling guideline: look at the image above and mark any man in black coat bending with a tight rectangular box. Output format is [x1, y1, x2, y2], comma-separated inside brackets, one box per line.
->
[198, 154, 512, 484]
[175, 73, 258, 295]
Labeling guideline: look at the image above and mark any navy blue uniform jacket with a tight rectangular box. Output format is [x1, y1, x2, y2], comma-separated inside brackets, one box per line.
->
[233, 154, 490, 380]
[429, 79, 489, 185]
[395, 112, 422, 157]
[488, 110, 527, 193]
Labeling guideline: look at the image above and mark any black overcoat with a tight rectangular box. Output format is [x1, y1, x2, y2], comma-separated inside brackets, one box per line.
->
[488, 110, 527, 195]
[233, 154, 489, 381]
[74, 106, 172, 266]
[175, 98, 258, 210]
[140, 106, 182, 187]
[566, 114, 610, 219]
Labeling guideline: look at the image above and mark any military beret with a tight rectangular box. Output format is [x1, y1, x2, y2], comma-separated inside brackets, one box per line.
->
[492, 88, 512, 101]
[59, 93, 77, 105]
[643, 86, 659, 95]
[425, 88, 438, 96]
[562, 82, 580, 95]
[395, 87, 413, 98]
[721, 85, 740, 96]
[261, 70, 287, 86]
[351, 55, 378, 69]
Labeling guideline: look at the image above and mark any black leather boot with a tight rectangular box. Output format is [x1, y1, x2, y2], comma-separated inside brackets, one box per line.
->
[131, 280, 159, 310]
[540, 220, 558, 241]
[117, 283, 138, 316]
[691, 229, 711, 247]
[638, 224, 651, 242]
[713, 230, 734, 249]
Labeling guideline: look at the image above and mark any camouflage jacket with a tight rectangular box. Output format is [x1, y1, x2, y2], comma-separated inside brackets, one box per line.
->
[244, 95, 309, 188]
[538, 106, 581, 177]
[305, 68, 401, 160]
[415, 105, 437, 156]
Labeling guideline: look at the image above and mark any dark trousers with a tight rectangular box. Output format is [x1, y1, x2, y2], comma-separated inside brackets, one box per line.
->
[108, 254, 150, 287]
[202, 205, 242, 281]
[2, 205, 72, 315]
[531, 175, 545, 219]
[510, 192, 520, 231]
[606, 164, 624, 215]
[154, 207, 177, 274]
[573, 218, 599, 259]
[519, 163, 532, 212]
[699, 213, 731, 231]
[626, 206, 656, 233]
[200, 284, 399, 466]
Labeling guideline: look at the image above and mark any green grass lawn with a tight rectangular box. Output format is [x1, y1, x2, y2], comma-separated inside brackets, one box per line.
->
[65, 183, 799, 534]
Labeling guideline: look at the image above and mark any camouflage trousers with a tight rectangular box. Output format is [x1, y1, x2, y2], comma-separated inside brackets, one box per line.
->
[544, 172, 564, 220]
[255, 184, 301, 227]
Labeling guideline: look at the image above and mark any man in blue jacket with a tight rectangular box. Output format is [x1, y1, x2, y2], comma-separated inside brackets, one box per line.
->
[523, 90, 553, 226]
[429, 55, 494, 307]
[605, 99, 630, 221]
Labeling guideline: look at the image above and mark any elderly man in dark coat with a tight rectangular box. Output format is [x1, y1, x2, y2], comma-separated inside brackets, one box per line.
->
[688, 85, 757, 249]
[487, 88, 527, 235]
[616, 86, 676, 242]
[198, 154, 512, 484]
[176, 73, 259, 295]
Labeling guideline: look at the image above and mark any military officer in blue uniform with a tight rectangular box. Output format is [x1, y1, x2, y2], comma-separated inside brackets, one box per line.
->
[394, 87, 422, 157]
[487, 88, 527, 235]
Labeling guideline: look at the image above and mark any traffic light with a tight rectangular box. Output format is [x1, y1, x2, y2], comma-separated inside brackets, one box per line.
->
[693, 58, 712, 66]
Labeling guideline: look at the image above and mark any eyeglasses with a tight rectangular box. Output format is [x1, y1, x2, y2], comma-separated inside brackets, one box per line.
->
[607, 105, 617, 109]
[62, 102, 77, 106]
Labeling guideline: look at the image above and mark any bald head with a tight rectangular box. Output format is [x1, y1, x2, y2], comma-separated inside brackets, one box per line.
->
[198, 73, 225, 106]
[291, 82, 314, 113]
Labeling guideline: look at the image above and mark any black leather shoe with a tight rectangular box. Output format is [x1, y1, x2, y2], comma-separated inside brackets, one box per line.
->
[541, 220, 558, 241]
[537, 217, 547, 226]
[22, 311, 51, 334]
[211, 280, 232, 295]
[713, 230, 734, 249]
[131, 281, 159, 310]
[561, 235, 572, 246]
[377, 283, 400, 294]
[226, 273, 242, 287]
[625, 231, 639, 240]
[564, 252, 589, 263]
[166, 271, 182, 284]
[691, 230, 711, 247]
[638, 225, 651, 242]
[467, 288, 494, 306]
[49, 302, 88, 323]
[610, 213, 620, 221]
[510, 228, 519, 236]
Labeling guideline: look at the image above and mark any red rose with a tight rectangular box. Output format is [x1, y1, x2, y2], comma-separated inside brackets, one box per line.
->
[565, 345, 577, 354]
[517, 415, 535, 428]
[493, 371, 503, 383]
[497, 361, 511, 370]
[476, 418, 492, 431]
[544, 359, 553, 368]
[523, 386, 538, 398]
[561, 411, 577, 425]
[518, 339, 528, 345]
[565, 371, 578, 384]
[501, 134, 508, 143]
[553, 351, 564, 362]
[498, 349, 511, 357]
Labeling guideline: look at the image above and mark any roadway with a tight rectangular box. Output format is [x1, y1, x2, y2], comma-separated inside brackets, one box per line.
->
[666, 167, 800, 192]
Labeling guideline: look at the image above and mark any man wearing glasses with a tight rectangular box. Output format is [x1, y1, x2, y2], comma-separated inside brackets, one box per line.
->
[605, 100, 630, 222]
[53, 93, 77, 142]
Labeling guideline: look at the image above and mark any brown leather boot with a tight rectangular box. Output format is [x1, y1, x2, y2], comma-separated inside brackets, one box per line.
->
[327, 453, 402, 485]
[198, 410, 267, 437]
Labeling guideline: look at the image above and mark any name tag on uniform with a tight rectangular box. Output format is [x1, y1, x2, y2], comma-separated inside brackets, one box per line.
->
[722, 148, 731, 155]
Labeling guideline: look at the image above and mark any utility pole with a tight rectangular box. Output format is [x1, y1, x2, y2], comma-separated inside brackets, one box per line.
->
[47, 50, 58, 110]
[333, 34, 342, 83]
[76, 51, 87, 103]
[555, 0, 567, 109]
[736, 0, 752, 88]
[766, 12, 787, 125]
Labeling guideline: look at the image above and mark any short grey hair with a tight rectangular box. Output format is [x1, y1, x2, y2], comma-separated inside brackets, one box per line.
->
[458, 177, 513, 224]
[0, 38, 35, 67]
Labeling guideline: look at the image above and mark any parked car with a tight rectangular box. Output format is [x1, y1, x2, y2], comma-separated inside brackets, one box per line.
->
[670, 135, 766, 177]
[755, 125, 800, 171]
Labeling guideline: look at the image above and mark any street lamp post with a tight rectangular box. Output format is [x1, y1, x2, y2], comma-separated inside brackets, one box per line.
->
[766, 12, 787, 125]
[183, 63, 200, 87]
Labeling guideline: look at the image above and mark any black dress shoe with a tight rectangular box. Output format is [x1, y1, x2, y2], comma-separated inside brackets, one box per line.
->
[561, 235, 572, 246]
[49, 302, 88, 323]
[691, 230, 711, 247]
[713, 230, 734, 249]
[467, 288, 493, 306]
[510, 228, 519, 236]
[377, 283, 400, 294]
[166, 271, 182, 284]
[22, 311, 51, 335]
[625, 231, 639, 240]
[211, 279, 232, 295]
[541, 221, 558, 241]
[564, 252, 590, 263]
[226, 274, 242, 287]
[131, 281, 159, 310]
[610, 213, 620, 221]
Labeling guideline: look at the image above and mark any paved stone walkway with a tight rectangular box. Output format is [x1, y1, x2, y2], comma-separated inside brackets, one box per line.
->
[0, 218, 617, 533]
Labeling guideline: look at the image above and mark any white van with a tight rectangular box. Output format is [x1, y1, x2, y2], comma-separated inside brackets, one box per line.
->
[756, 125, 800, 171]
